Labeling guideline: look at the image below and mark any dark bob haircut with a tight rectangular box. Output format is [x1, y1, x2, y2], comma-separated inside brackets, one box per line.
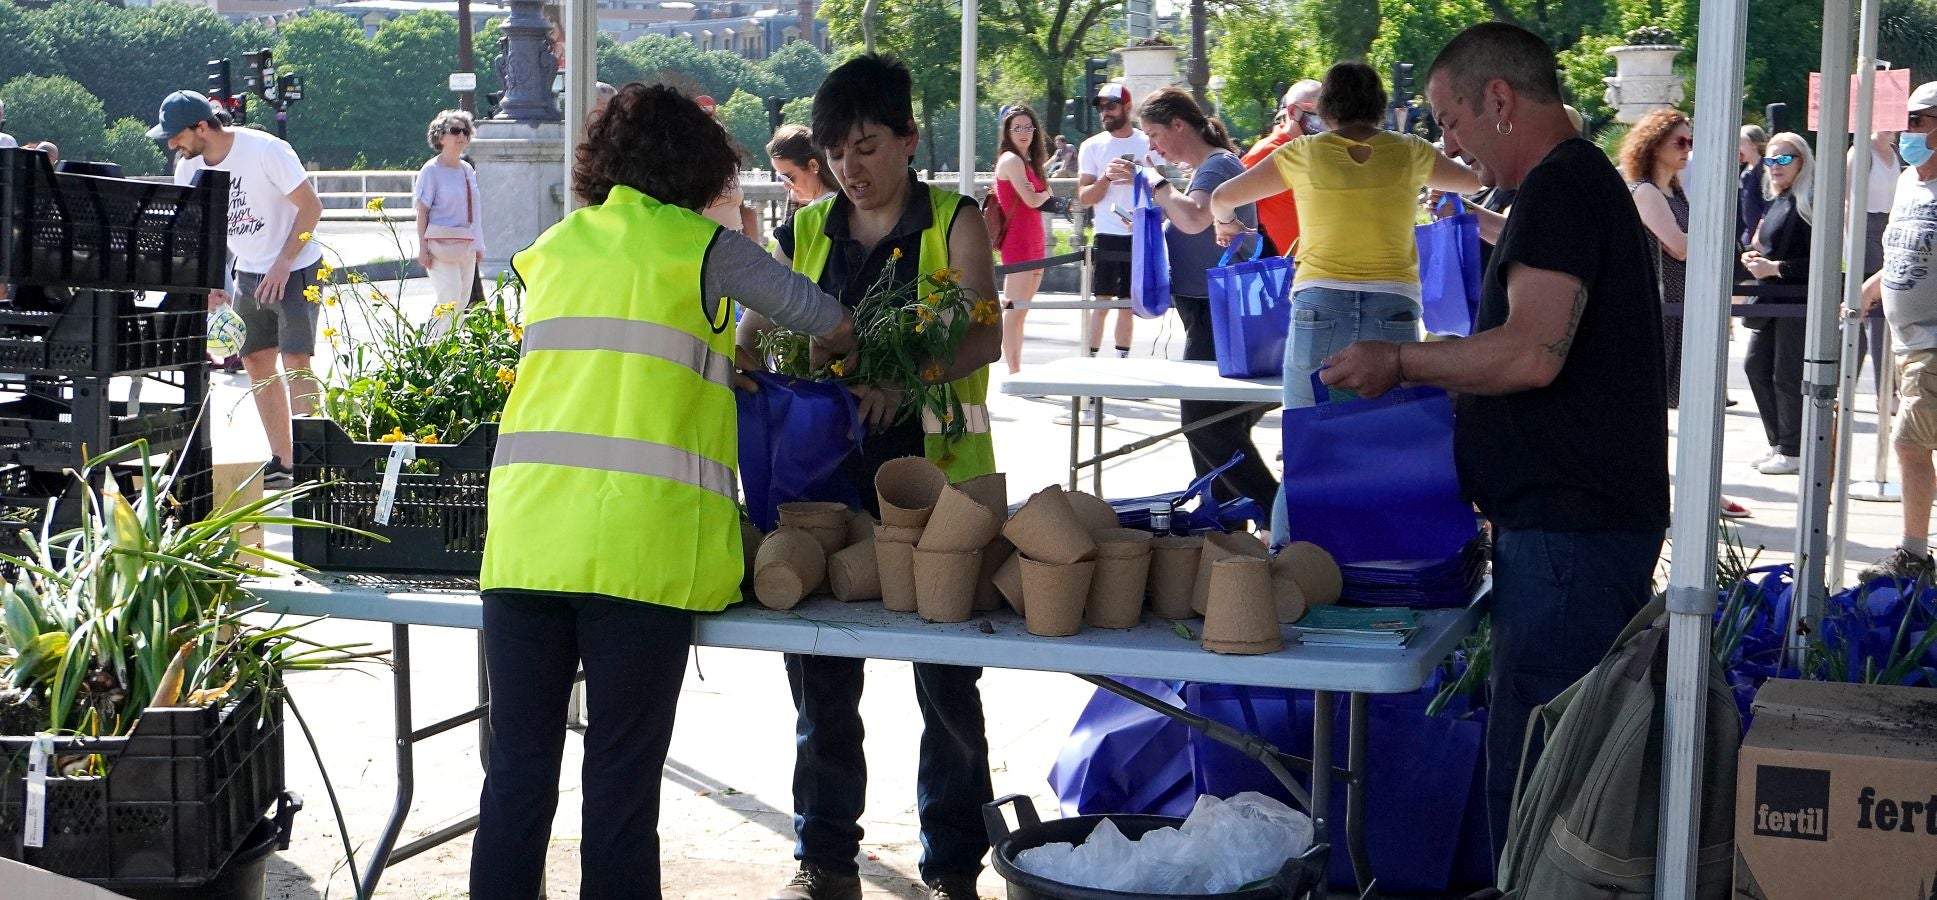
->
[1316, 62, 1387, 128]
[572, 82, 737, 211]
[811, 53, 917, 149]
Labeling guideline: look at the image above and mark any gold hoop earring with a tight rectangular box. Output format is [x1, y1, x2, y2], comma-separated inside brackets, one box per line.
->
[1496, 120, 1514, 136]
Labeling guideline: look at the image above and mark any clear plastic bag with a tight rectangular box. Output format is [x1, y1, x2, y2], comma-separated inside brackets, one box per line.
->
[1016, 795, 1314, 894]
[1181, 792, 1315, 892]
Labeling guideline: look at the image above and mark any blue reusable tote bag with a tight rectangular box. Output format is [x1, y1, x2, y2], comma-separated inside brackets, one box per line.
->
[1415, 195, 1483, 337]
[735, 371, 864, 531]
[1280, 372, 1477, 564]
[1206, 233, 1293, 378]
[1129, 174, 1172, 319]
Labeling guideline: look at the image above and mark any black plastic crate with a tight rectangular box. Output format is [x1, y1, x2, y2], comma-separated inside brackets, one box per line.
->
[291, 416, 495, 573]
[0, 451, 215, 561]
[0, 149, 227, 294]
[0, 372, 206, 469]
[0, 684, 285, 886]
[0, 285, 205, 376]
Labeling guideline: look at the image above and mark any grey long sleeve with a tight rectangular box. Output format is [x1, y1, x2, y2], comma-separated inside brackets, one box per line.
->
[702, 229, 845, 337]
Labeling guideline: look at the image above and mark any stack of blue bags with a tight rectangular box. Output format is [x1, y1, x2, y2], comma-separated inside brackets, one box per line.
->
[1334, 531, 1488, 609]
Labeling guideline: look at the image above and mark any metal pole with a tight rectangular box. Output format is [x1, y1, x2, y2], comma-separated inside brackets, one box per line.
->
[1658, 0, 1749, 890]
[457, 0, 477, 114]
[958, 0, 977, 197]
[564, 0, 597, 213]
[1789, 0, 1856, 655]
[1828, 0, 1884, 586]
[1853, 326, 1904, 501]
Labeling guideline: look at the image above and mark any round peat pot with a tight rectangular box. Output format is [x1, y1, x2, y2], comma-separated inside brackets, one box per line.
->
[116, 815, 287, 900]
[983, 795, 1328, 900]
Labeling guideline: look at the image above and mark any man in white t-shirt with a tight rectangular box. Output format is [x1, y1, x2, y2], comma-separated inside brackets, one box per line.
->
[151, 89, 324, 488]
[1077, 82, 1152, 359]
[1860, 80, 1937, 583]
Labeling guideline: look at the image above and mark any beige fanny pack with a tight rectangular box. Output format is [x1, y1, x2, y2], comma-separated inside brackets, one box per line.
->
[424, 224, 474, 242]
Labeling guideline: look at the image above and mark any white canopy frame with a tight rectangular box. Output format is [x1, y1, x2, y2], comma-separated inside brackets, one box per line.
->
[544, 3, 1884, 892]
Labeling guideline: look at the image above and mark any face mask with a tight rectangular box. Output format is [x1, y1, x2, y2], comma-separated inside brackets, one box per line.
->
[1901, 132, 1934, 167]
[1301, 113, 1327, 134]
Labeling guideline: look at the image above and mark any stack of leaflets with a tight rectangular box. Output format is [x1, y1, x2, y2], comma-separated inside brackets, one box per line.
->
[1294, 606, 1420, 648]
[1336, 535, 1487, 609]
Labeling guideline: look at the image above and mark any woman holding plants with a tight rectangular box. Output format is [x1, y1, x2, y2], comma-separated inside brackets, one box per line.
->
[472, 83, 854, 900]
[993, 104, 1053, 374]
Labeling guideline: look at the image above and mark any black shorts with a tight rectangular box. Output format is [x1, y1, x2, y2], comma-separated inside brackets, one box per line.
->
[1091, 232, 1133, 299]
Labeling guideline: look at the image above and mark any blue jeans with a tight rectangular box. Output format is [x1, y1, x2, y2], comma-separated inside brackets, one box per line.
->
[785, 654, 993, 882]
[1272, 286, 1422, 545]
[1484, 527, 1662, 864]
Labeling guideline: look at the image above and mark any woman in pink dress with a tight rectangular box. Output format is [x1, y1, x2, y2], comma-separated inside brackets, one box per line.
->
[994, 104, 1053, 374]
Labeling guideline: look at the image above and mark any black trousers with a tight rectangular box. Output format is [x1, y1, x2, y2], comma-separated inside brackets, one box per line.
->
[470, 590, 694, 900]
[1745, 315, 1806, 456]
[1174, 295, 1279, 526]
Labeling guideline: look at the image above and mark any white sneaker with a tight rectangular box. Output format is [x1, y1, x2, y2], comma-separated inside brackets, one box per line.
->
[1757, 453, 1800, 475]
[1748, 447, 1780, 467]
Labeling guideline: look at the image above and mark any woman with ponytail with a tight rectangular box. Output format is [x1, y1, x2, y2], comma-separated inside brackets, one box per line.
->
[1111, 86, 1279, 527]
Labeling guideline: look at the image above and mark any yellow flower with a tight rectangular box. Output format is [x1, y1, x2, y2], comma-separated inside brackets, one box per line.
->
[508, 322, 524, 341]
[932, 268, 954, 284]
[923, 293, 940, 307]
[496, 366, 517, 386]
[298, 231, 313, 243]
[324, 296, 337, 307]
[922, 363, 944, 382]
[423, 385, 435, 396]
[303, 284, 322, 304]
[348, 273, 366, 285]
[380, 426, 408, 443]
[915, 322, 926, 333]
[829, 360, 847, 376]
[433, 302, 456, 318]
[943, 411, 955, 425]
[321, 327, 338, 339]
[890, 247, 903, 259]
[366, 197, 385, 212]
[970, 298, 1000, 325]
[316, 264, 333, 283]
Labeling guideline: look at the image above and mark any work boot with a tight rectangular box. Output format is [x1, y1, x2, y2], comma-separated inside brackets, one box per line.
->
[928, 875, 982, 899]
[768, 863, 861, 900]
[1858, 546, 1937, 586]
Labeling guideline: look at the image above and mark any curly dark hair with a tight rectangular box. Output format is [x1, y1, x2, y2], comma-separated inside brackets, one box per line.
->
[1620, 108, 1690, 189]
[572, 82, 737, 211]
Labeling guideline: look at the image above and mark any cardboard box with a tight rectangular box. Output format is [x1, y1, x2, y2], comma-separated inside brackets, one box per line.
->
[0, 858, 132, 899]
[1735, 678, 1937, 898]
[212, 460, 264, 549]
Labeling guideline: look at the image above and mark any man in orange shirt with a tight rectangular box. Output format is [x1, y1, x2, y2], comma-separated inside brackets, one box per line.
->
[1240, 79, 1321, 255]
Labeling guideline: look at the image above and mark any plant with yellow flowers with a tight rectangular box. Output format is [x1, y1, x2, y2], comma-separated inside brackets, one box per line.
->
[295, 208, 524, 445]
[756, 250, 991, 441]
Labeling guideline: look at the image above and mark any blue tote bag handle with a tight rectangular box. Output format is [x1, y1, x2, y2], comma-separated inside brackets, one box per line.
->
[1215, 230, 1266, 268]
[1417, 195, 1482, 338]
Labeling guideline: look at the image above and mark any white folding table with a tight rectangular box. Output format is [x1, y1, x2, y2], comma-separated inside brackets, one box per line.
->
[1001, 358, 1282, 494]
[246, 571, 1484, 899]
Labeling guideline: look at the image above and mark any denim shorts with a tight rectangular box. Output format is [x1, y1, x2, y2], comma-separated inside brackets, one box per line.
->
[1282, 285, 1422, 408]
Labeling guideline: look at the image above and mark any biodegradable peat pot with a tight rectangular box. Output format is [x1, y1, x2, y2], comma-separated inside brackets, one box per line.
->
[1020, 557, 1095, 636]
[993, 550, 1025, 614]
[829, 540, 882, 602]
[846, 510, 878, 547]
[1271, 541, 1343, 623]
[779, 501, 852, 557]
[1202, 556, 1283, 655]
[918, 485, 1002, 552]
[874, 523, 921, 612]
[1003, 486, 1098, 565]
[753, 526, 827, 610]
[914, 547, 984, 623]
[975, 537, 1013, 612]
[1191, 531, 1270, 616]
[876, 457, 947, 527]
[1065, 490, 1122, 532]
[959, 472, 1010, 522]
[1148, 535, 1204, 620]
[1086, 529, 1154, 629]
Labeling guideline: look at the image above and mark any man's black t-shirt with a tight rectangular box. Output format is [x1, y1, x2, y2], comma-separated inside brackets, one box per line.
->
[1455, 138, 1669, 532]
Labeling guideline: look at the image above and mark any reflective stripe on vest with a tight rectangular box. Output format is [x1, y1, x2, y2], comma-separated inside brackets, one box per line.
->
[522, 316, 734, 388]
[920, 403, 991, 434]
[493, 430, 737, 499]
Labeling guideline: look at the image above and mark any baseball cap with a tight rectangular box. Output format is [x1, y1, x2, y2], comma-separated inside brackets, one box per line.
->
[1911, 80, 1937, 113]
[147, 90, 219, 139]
[1092, 83, 1130, 107]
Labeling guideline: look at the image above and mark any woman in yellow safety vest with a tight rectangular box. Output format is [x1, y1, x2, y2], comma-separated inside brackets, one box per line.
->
[470, 83, 855, 900]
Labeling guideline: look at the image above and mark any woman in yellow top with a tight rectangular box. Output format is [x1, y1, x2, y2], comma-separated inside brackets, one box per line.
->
[1210, 61, 1477, 544]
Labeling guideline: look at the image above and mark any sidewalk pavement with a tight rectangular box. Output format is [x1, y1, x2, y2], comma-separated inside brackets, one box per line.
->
[228, 265, 1906, 898]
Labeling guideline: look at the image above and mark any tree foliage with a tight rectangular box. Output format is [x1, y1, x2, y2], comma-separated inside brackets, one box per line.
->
[1208, 3, 1308, 140]
[103, 117, 167, 176]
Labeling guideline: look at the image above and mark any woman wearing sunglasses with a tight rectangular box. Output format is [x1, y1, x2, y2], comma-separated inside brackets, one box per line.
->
[767, 123, 839, 207]
[1621, 109, 1695, 411]
[1742, 132, 1818, 476]
[415, 109, 486, 322]
[993, 104, 1056, 373]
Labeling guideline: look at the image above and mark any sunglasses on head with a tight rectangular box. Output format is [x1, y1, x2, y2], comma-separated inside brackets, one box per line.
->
[1764, 153, 1796, 166]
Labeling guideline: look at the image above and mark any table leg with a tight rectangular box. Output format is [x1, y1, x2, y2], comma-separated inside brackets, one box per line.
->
[356, 623, 418, 900]
[1310, 688, 1334, 845]
[1092, 397, 1105, 495]
[1067, 395, 1081, 491]
[1347, 692, 1374, 894]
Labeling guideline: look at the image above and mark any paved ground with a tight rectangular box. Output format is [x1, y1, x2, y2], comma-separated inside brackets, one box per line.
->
[201, 222, 1906, 899]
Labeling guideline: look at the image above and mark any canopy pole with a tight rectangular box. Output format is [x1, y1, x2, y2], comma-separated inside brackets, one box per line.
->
[1828, 0, 1885, 584]
[563, 0, 596, 214]
[1658, 0, 1750, 890]
[1790, 0, 1857, 656]
[958, 0, 978, 197]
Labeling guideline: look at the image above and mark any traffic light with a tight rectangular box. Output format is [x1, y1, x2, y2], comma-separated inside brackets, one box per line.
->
[241, 49, 268, 95]
[765, 96, 786, 131]
[206, 59, 232, 102]
[278, 73, 303, 104]
[1765, 102, 1786, 135]
[1391, 62, 1415, 106]
[1063, 98, 1081, 138]
[1081, 57, 1111, 132]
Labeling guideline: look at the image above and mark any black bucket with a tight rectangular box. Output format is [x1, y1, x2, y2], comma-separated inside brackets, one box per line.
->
[114, 792, 301, 900]
[984, 795, 1329, 900]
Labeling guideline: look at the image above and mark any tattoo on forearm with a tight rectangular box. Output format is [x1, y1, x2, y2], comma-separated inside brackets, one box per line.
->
[1542, 286, 1588, 360]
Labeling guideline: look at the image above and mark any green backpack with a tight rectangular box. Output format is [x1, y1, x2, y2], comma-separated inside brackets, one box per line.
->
[1496, 597, 1740, 898]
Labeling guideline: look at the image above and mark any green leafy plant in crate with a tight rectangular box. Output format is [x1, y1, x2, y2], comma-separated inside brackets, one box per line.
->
[0, 441, 381, 755]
